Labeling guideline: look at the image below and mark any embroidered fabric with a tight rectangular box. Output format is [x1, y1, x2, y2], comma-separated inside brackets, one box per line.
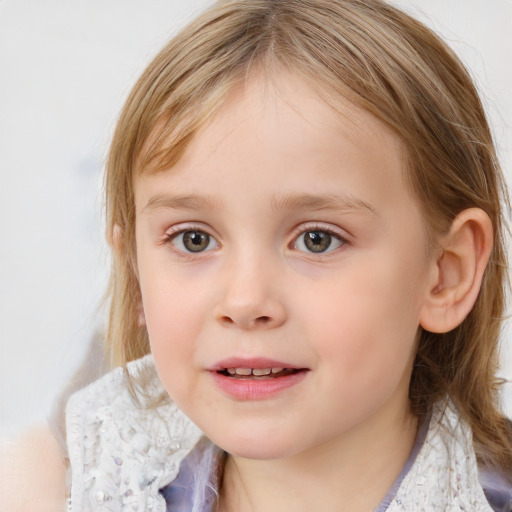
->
[160, 439, 223, 512]
[66, 355, 202, 512]
[161, 415, 512, 512]
[66, 354, 507, 511]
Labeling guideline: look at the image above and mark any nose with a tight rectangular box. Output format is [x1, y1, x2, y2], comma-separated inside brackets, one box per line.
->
[214, 255, 287, 331]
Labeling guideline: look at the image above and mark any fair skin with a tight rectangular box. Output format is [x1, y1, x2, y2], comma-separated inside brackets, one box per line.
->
[3, 73, 492, 511]
[133, 72, 493, 512]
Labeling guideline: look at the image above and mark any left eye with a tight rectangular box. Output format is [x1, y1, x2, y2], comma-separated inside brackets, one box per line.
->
[294, 230, 344, 253]
[170, 230, 218, 253]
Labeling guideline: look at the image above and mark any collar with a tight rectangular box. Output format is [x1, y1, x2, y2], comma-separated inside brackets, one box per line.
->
[66, 354, 202, 512]
[66, 354, 494, 511]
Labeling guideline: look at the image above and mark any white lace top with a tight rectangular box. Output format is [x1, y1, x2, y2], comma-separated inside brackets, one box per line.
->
[65, 354, 501, 511]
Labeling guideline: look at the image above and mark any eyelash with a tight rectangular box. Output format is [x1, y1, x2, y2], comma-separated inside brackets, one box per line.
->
[290, 223, 348, 255]
[163, 223, 348, 257]
[164, 225, 220, 256]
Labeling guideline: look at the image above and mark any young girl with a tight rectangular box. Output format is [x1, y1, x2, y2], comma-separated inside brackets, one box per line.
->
[60, 0, 512, 510]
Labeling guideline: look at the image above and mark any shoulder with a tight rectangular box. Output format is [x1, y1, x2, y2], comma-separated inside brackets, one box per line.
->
[65, 353, 165, 437]
[476, 416, 512, 511]
[479, 463, 512, 512]
[387, 401, 497, 511]
[0, 424, 67, 512]
[65, 354, 203, 511]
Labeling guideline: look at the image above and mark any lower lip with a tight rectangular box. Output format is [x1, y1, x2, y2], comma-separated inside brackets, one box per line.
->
[210, 370, 308, 400]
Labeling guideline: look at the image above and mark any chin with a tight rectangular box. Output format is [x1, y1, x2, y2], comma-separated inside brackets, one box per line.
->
[209, 429, 304, 460]
[224, 445, 293, 460]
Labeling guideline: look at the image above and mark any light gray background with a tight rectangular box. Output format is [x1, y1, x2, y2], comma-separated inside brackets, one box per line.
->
[1, 0, 511, 437]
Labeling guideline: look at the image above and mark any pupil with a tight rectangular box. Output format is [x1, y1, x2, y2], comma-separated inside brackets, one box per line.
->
[305, 231, 331, 253]
[184, 231, 209, 252]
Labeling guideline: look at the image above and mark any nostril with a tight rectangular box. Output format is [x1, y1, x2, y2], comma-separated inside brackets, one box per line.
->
[218, 314, 272, 327]
[220, 315, 235, 325]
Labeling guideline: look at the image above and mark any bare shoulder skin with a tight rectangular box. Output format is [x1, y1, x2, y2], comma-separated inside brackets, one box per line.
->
[0, 423, 67, 512]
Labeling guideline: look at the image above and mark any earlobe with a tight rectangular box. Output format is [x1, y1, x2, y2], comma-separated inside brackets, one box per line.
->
[419, 208, 493, 334]
[111, 224, 124, 251]
[137, 301, 146, 327]
[111, 223, 139, 276]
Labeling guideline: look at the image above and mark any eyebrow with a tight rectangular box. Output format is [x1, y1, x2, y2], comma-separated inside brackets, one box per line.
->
[271, 193, 378, 216]
[141, 194, 221, 213]
[141, 192, 377, 217]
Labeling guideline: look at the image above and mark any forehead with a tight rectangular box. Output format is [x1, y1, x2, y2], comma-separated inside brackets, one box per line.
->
[134, 72, 416, 223]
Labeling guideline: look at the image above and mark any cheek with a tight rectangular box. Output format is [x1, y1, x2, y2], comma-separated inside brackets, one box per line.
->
[137, 262, 208, 397]
[300, 253, 424, 387]
[138, 245, 207, 341]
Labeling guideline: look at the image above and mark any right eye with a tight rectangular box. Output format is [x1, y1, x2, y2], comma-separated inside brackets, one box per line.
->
[169, 230, 218, 253]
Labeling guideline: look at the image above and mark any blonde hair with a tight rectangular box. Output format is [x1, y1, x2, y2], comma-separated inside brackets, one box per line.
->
[104, 0, 512, 474]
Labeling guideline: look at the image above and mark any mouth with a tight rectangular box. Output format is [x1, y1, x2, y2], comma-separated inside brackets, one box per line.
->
[209, 358, 309, 400]
[216, 367, 305, 380]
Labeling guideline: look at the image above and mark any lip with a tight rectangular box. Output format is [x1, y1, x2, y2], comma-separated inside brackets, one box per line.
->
[210, 357, 304, 371]
[208, 357, 309, 401]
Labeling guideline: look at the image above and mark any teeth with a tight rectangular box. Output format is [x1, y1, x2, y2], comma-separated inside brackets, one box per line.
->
[224, 367, 286, 376]
[234, 368, 252, 376]
[252, 368, 271, 376]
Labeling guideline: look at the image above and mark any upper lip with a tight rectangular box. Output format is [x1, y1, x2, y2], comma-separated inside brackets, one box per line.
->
[210, 357, 306, 371]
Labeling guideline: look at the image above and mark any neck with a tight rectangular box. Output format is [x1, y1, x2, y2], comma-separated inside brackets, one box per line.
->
[217, 401, 419, 512]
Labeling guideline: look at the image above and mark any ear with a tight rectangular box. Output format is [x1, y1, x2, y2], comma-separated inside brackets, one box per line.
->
[136, 300, 147, 327]
[111, 223, 138, 274]
[111, 224, 146, 326]
[111, 223, 124, 251]
[419, 208, 493, 333]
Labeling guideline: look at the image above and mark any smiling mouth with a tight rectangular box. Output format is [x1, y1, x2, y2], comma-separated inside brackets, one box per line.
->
[217, 368, 304, 379]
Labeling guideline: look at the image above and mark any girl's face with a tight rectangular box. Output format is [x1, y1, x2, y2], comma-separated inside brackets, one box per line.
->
[134, 73, 436, 459]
